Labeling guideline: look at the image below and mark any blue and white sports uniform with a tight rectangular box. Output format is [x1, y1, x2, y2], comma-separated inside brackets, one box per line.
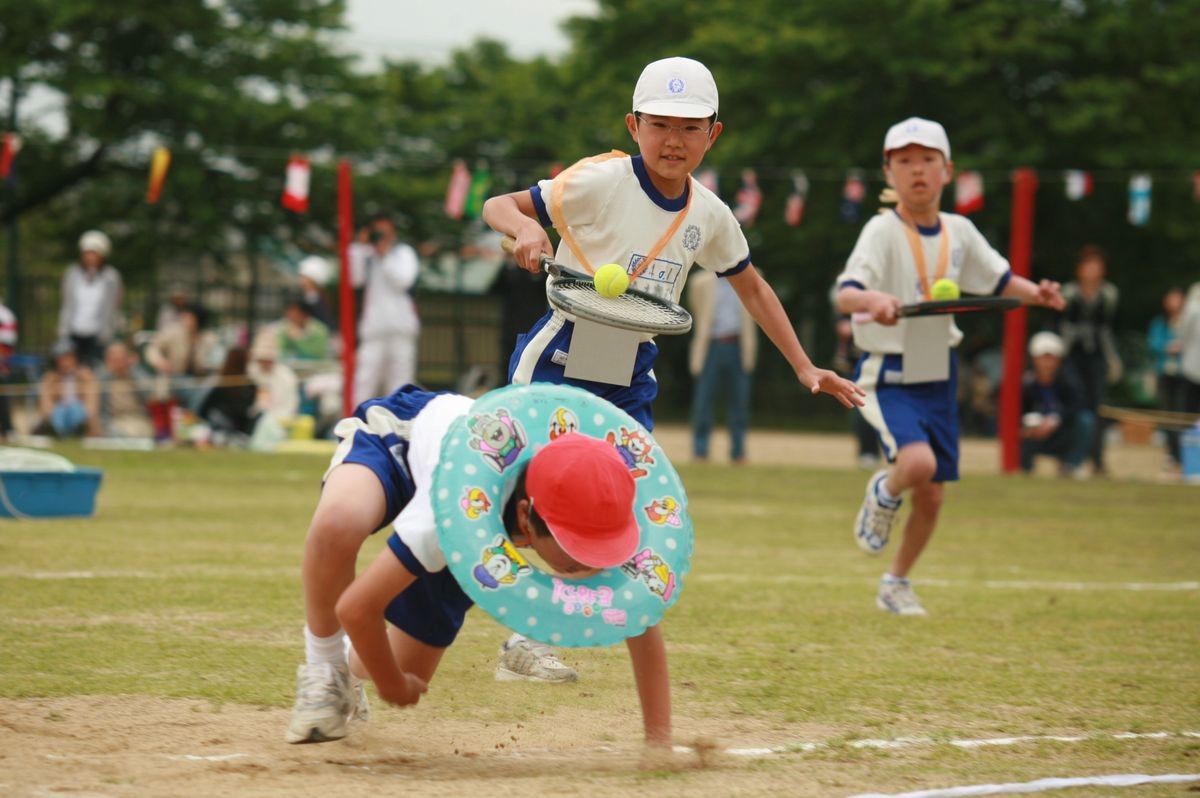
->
[836, 211, 1012, 482]
[511, 153, 752, 428]
[325, 386, 477, 647]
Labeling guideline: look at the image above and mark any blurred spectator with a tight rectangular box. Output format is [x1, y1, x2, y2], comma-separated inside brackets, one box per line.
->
[198, 347, 258, 440]
[277, 297, 331, 362]
[833, 313, 881, 468]
[0, 298, 16, 440]
[156, 284, 190, 330]
[144, 304, 221, 408]
[33, 341, 100, 438]
[97, 340, 153, 439]
[1059, 245, 1120, 476]
[1147, 286, 1186, 469]
[348, 214, 420, 405]
[57, 230, 124, 368]
[1020, 332, 1093, 478]
[298, 256, 336, 328]
[248, 327, 299, 426]
[1179, 283, 1200, 415]
[688, 269, 757, 463]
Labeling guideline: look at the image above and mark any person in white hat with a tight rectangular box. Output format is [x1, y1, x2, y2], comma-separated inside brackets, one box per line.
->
[834, 117, 1066, 617]
[1020, 331, 1093, 478]
[57, 230, 124, 368]
[480, 56, 863, 680]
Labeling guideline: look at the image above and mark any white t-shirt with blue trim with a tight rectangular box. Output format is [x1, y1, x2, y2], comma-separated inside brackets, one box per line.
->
[390, 393, 475, 574]
[836, 211, 1012, 354]
[530, 154, 752, 306]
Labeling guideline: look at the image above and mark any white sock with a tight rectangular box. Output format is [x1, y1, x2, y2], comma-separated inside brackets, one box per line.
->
[877, 476, 900, 503]
[882, 573, 908, 584]
[305, 626, 347, 667]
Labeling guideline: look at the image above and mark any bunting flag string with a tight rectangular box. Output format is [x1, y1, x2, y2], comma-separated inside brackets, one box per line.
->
[1127, 174, 1152, 226]
[733, 169, 762, 227]
[463, 162, 491, 219]
[784, 171, 809, 227]
[281, 155, 311, 213]
[0, 133, 21, 181]
[146, 146, 171, 204]
[1064, 170, 1093, 200]
[443, 158, 471, 220]
[954, 171, 984, 215]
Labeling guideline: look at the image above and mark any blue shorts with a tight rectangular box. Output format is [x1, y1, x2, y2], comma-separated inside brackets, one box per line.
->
[507, 311, 659, 430]
[854, 352, 960, 482]
[330, 384, 448, 527]
[385, 534, 474, 648]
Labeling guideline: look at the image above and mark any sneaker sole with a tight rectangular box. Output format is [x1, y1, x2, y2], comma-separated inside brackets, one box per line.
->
[494, 666, 578, 684]
[875, 596, 928, 617]
[284, 724, 348, 744]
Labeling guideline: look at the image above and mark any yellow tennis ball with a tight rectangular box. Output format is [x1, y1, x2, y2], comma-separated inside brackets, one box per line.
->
[931, 278, 960, 300]
[593, 263, 629, 298]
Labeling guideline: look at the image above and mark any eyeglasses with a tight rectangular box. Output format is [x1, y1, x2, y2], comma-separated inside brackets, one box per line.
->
[635, 113, 715, 141]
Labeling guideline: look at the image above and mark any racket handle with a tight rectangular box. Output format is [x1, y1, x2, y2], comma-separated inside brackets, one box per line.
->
[500, 235, 516, 254]
[851, 312, 872, 324]
[500, 235, 560, 276]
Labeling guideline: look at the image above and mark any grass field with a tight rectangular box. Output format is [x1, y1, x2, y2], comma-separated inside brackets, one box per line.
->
[1, 443, 1197, 797]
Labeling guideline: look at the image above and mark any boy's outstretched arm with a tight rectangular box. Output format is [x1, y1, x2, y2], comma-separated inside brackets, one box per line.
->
[1002, 275, 1066, 311]
[626, 624, 672, 748]
[729, 267, 866, 408]
[335, 549, 428, 707]
[481, 191, 554, 273]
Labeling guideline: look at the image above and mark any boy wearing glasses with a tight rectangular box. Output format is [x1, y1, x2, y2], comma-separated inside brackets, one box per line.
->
[482, 57, 862, 680]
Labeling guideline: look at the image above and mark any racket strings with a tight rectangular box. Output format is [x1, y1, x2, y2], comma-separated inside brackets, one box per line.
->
[549, 280, 691, 333]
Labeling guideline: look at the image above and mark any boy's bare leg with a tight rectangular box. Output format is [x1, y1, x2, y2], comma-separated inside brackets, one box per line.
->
[348, 625, 446, 686]
[287, 464, 387, 744]
[889, 480, 944, 578]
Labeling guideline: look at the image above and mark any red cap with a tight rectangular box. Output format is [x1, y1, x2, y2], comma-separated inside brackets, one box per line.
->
[525, 433, 640, 568]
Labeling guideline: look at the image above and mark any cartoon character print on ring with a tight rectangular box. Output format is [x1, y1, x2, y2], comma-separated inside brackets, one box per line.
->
[432, 383, 693, 648]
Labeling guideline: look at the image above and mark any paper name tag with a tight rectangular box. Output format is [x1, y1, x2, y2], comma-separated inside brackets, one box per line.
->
[901, 316, 951, 384]
[564, 319, 640, 386]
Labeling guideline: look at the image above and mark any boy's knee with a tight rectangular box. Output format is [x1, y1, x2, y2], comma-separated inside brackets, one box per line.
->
[307, 507, 375, 562]
[912, 481, 945, 510]
[898, 445, 938, 483]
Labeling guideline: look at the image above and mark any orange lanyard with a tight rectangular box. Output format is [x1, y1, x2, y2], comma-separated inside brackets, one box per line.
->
[896, 209, 949, 300]
[549, 151, 693, 279]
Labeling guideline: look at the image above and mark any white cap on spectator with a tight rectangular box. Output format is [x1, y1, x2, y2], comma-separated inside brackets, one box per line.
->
[633, 57, 719, 118]
[883, 117, 951, 160]
[298, 255, 333, 287]
[78, 230, 112, 257]
[1028, 331, 1065, 358]
[250, 326, 279, 362]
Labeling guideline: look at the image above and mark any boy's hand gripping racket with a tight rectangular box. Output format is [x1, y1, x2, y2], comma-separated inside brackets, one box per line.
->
[501, 236, 693, 336]
[854, 296, 1019, 323]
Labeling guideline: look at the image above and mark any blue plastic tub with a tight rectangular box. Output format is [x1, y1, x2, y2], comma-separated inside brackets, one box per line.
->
[1183, 428, 1200, 485]
[0, 468, 104, 519]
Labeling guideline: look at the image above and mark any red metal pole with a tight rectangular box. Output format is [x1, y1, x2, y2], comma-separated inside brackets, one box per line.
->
[999, 168, 1037, 473]
[337, 159, 356, 417]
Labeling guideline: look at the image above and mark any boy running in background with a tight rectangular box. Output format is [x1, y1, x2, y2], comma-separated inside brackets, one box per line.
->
[483, 56, 862, 676]
[835, 117, 1064, 616]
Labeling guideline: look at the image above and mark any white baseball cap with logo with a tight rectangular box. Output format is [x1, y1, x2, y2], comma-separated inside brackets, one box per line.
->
[633, 57, 719, 119]
[883, 117, 951, 160]
[1028, 331, 1065, 359]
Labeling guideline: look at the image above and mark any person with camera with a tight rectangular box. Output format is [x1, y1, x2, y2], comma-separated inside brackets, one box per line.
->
[348, 215, 421, 405]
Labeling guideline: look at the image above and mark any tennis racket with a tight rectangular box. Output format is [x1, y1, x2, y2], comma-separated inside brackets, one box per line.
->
[501, 237, 693, 336]
[853, 296, 1019, 323]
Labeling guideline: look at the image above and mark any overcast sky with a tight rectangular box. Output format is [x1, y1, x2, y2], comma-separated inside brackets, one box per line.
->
[342, 0, 597, 66]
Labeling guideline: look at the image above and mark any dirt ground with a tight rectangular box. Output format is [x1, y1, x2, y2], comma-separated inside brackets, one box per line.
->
[0, 696, 855, 797]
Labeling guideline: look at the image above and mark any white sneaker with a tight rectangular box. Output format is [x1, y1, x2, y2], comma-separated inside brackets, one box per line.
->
[876, 575, 928, 616]
[495, 636, 578, 683]
[855, 470, 901, 554]
[285, 662, 358, 744]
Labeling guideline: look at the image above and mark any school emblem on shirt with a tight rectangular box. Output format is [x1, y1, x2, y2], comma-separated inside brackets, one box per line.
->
[668, 77, 686, 94]
[682, 224, 701, 252]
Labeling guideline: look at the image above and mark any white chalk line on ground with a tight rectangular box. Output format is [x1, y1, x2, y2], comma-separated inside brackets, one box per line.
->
[694, 573, 1200, 592]
[847, 773, 1200, 798]
[38, 730, 1198, 767]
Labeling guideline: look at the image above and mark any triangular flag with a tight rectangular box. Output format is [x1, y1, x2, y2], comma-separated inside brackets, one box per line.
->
[1127, 174, 1151, 226]
[784, 171, 809, 227]
[733, 169, 762, 227]
[146, 146, 172, 204]
[443, 159, 471, 220]
[954, 171, 984, 215]
[695, 168, 719, 194]
[0, 133, 22, 181]
[840, 170, 866, 223]
[282, 155, 311, 213]
[464, 162, 491, 219]
[1064, 170, 1093, 201]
